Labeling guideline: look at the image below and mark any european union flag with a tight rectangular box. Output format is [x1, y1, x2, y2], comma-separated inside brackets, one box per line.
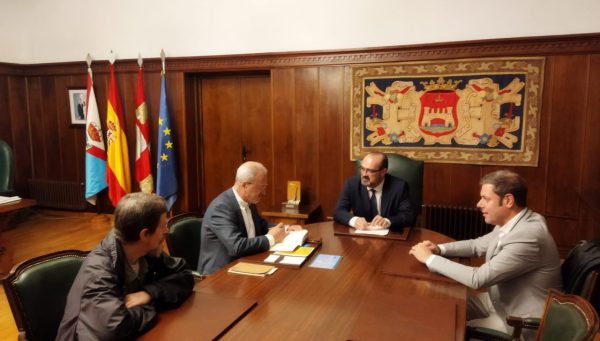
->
[156, 74, 178, 210]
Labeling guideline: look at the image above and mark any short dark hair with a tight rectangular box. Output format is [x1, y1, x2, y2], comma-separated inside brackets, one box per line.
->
[480, 170, 528, 207]
[114, 192, 167, 243]
[367, 152, 388, 170]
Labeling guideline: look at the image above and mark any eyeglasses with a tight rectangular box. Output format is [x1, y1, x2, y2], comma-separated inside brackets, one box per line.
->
[360, 166, 383, 174]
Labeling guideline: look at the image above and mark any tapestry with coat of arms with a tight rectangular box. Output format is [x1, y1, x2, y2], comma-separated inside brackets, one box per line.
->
[350, 57, 544, 166]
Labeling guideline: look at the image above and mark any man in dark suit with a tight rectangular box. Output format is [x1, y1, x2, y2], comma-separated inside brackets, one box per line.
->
[198, 161, 297, 275]
[333, 152, 414, 232]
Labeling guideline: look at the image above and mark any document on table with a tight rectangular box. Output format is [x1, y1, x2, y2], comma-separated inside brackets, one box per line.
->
[354, 228, 389, 236]
[228, 262, 277, 276]
[308, 254, 342, 270]
[264, 254, 281, 263]
[0, 196, 21, 205]
[269, 229, 308, 252]
[274, 246, 315, 257]
[279, 256, 304, 265]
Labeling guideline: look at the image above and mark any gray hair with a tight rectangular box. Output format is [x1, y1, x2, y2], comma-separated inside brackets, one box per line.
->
[235, 161, 267, 183]
[114, 192, 167, 243]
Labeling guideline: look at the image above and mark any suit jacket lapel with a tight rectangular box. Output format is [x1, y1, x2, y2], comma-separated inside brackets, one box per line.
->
[226, 189, 248, 237]
[486, 208, 530, 260]
[360, 185, 371, 212]
[380, 178, 391, 216]
[486, 228, 501, 261]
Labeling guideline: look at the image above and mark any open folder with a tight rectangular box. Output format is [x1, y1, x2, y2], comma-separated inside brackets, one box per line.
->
[269, 229, 308, 252]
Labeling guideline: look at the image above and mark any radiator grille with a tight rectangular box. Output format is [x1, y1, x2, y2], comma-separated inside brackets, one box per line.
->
[422, 204, 492, 240]
[28, 179, 87, 210]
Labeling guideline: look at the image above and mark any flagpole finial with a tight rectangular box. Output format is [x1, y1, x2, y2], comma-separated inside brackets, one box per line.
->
[86, 53, 92, 67]
[109, 50, 115, 65]
[137, 53, 143, 68]
[160, 49, 166, 75]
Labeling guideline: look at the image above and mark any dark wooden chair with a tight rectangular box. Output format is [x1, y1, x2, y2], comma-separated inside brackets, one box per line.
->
[2, 250, 87, 341]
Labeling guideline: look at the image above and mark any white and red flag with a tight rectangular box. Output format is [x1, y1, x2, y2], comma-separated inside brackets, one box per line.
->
[135, 57, 153, 193]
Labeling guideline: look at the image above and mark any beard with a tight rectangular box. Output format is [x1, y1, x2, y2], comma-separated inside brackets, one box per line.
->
[361, 177, 371, 186]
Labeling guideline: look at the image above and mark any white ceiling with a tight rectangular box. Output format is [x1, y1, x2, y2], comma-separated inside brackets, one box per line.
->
[1, 0, 599, 64]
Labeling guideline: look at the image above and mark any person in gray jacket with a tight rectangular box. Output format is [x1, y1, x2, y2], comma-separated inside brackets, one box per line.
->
[56, 192, 194, 341]
[409, 170, 562, 339]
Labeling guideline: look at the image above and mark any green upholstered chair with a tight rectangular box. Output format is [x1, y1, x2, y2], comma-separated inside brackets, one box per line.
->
[166, 213, 202, 271]
[355, 153, 424, 221]
[536, 289, 598, 341]
[0, 138, 15, 196]
[2, 250, 87, 341]
[468, 287, 600, 341]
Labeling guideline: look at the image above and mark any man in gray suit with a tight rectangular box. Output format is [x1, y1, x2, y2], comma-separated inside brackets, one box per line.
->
[409, 170, 562, 339]
[198, 161, 298, 275]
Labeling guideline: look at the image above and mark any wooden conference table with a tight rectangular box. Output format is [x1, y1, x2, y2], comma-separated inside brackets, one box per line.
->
[0, 198, 36, 275]
[139, 221, 467, 341]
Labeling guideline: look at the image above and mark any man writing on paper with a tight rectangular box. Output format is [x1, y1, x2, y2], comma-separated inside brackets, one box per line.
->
[57, 193, 194, 340]
[198, 161, 301, 275]
[409, 170, 562, 340]
[333, 152, 414, 232]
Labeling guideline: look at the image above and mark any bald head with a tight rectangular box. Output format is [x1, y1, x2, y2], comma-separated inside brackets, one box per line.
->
[234, 162, 268, 204]
[235, 161, 267, 183]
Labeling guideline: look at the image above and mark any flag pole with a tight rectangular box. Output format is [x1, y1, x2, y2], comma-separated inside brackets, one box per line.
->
[160, 49, 166, 75]
[84, 53, 108, 220]
[87, 53, 101, 216]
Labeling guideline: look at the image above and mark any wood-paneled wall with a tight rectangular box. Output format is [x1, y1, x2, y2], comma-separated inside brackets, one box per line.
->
[1, 34, 600, 253]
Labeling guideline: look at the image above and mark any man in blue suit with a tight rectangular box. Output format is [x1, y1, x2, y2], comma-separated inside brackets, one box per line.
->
[198, 161, 298, 275]
[333, 152, 414, 232]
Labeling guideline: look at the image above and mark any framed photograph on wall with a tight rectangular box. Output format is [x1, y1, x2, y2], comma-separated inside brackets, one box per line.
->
[68, 89, 87, 125]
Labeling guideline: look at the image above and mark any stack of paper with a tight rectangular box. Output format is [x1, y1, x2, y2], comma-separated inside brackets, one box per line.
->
[269, 229, 308, 252]
[228, 262, 277, 277]
[0, 196, 21, 205]
[354, 228, 389, 236]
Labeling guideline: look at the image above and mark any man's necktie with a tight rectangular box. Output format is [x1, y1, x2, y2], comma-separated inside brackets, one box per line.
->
[241, 205, 256, 238]
[369, 188, 378, 220]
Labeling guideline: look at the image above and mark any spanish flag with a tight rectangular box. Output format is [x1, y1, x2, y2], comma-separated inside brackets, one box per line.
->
[106, 63, 131, 206]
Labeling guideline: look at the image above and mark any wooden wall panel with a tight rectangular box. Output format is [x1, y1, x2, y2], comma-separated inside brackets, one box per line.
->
[1, 34, 600, 253]
[582, 55, 600, 196]
[272, 69, 296, 206]
[183, 74, 202, 212]
[241, 76, 273, 212]
[317, 67, 345, 216]
[341, 67, 355, 181]
[27, 77, 45, 178]
[545, 55, 589, 219]
[200, 78, 243, 210]
[294, 68, 319, 207]
[0, 77, 11, 143]
[7, 76, 31, 194]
